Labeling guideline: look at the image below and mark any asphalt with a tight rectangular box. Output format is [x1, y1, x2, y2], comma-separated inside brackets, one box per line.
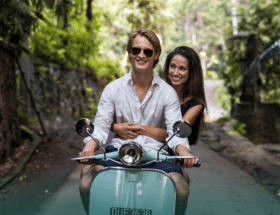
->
[2, 128, 279, 215]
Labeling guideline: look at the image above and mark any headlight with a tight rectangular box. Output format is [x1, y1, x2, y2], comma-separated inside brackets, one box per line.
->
[119, 142, 142, 166]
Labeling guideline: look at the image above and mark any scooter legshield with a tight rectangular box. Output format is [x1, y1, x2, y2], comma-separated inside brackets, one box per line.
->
[89, 167, 176, 215]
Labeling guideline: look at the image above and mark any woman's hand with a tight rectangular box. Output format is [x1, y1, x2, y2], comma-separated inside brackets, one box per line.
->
[113, 122, 143, 139]
[175, 144, 199, 168]
[79, 139, 99, 165]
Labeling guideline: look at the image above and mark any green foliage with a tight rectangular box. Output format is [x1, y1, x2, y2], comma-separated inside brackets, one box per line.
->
[29, 116, 39, 125]
[221, 0, 280, 106]
[83, 87, 98, 118]
[90, 58, 124, 84]
[217, 116, 230, 126]
[231, 120, 247, 135]
[0, 0, 48, 56]
[160, 0, 231, 75]
[214, 81, 233, 113]
[206, 71, 220, 80]
[29, 5, 101, 68]
[17, 96, 28, 118]
[217, 117, 247, 135]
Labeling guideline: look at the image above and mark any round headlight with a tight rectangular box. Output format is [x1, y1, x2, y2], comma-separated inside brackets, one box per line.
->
[119, 142, 142, 166]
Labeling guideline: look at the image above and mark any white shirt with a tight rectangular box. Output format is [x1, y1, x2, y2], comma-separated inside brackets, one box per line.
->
[84, 70, 190, 154]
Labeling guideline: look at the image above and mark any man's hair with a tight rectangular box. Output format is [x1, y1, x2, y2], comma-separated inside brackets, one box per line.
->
[126, 28, 161, 68]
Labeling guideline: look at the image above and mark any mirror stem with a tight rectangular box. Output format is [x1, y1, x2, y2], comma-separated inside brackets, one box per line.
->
[157, 127, 180, 161]
[86, 128, 107, 159]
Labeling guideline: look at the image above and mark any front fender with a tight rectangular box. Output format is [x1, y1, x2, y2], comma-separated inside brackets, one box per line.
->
[88, 168, 176, 215]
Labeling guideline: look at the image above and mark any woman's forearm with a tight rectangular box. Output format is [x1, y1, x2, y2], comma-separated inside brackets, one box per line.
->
[138, 125, 168, 142]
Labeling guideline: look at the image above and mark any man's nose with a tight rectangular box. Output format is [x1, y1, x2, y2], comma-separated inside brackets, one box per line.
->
[138, 50, 145, 57]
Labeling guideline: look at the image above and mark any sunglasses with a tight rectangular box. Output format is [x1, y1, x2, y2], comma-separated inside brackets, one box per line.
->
[131, 47, 154, 57]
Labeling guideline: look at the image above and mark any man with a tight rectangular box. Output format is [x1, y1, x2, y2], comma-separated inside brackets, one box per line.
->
[79, 28, 197, 214]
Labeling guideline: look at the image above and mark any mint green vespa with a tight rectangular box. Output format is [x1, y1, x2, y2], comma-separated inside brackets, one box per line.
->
[73, 118, 200, 215]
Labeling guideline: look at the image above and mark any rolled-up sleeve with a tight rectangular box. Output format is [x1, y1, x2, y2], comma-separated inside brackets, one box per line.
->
[164, 89, 190, 153]
[83, 83, 115, 145]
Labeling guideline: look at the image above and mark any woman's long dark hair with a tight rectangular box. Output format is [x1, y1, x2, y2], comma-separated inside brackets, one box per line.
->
[163, 46, 207, 145]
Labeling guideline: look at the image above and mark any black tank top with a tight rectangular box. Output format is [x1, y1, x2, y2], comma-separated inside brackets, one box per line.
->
[180, 99, 202, 116]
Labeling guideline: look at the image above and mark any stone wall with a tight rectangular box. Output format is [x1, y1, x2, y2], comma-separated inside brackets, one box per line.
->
[0, 41, 20, 159]
[235, 102, 280, 143]
[24, 61, 105, 120]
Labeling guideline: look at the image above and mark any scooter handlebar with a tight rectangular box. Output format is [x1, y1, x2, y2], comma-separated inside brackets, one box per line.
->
[164, 155, 201, 168]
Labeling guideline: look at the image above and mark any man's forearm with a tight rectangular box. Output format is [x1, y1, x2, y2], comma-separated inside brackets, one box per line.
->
[84, 139, 99, 151]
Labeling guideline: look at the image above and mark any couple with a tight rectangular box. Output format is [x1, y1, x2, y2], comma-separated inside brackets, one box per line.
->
[79, 28, 206, 214]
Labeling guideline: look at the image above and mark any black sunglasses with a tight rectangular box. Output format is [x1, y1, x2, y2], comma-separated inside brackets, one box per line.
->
[131, 47, 154, 57]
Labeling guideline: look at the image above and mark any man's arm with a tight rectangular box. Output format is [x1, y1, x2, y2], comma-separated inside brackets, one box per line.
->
[79, 139, 99, 164]
[80, 83, 115, 161]
[164, 88, 190, 152]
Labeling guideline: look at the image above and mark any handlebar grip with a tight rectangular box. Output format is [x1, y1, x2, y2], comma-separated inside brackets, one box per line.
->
[177, 159, 201, 167]
[193, 160, 201, 167]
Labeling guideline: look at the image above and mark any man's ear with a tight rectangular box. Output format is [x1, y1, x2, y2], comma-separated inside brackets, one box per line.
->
[154, 51, 160, 60]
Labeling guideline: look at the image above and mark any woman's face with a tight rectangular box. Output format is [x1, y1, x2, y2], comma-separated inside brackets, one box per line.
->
[168, 54, 190, 87]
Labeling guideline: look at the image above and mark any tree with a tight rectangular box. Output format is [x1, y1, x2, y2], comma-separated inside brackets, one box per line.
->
[161, 0, 232, 76]
[0, 0, 47, 159]
[238, 0, 280, 103]
[220, 0, 280, 110]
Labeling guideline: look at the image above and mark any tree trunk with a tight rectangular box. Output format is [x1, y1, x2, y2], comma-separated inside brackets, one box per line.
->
[87, 0, 93, 21]
[0, 41, 20, 163]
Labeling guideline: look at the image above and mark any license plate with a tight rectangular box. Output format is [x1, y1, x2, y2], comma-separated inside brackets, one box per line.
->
[110, 207, 152, 215]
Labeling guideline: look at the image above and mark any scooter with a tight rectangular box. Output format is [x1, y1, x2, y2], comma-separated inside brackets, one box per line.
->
[72, 118, 201, 215]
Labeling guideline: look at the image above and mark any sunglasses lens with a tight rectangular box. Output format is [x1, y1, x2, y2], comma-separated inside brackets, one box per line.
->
[131, 47, 154, 57]
[144, 49, 153, 57]
[132, 47, 141, 55]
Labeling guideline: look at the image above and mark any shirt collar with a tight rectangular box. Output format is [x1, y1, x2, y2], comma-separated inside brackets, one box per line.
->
[127, 69, 160, 87]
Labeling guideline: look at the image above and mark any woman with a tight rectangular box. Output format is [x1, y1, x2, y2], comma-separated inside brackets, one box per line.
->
[163, 46, 206, 147]
[112, 46, 206, 166]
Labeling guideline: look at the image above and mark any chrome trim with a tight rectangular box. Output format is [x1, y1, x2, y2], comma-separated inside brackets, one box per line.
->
[86, 129, 107, 159]
[101, 158, 164, 167]
[119, 142, 143, 166]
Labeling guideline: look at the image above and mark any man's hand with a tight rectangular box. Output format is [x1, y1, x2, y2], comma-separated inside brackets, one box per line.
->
[113, 122, 143, 139]
[175, 145, 199, 168]
[79, 139, 99, 165]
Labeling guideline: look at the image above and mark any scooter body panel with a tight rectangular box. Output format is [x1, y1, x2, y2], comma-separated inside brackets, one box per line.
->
[89, 167, 176, 215]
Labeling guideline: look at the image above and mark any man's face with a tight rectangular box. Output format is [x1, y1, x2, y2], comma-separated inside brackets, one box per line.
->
[129, 35, 159, 73]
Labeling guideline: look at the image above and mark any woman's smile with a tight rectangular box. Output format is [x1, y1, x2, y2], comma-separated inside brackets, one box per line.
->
[169, 54, 190, 87]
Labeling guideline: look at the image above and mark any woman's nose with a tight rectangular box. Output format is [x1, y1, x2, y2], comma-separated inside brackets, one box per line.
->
[173, 68, 179, 75]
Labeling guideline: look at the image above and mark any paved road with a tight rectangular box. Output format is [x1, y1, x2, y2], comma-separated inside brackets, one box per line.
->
[31, 139, 280, 215]
[1, 80, 280, 214]
[204, 80, 227, 122]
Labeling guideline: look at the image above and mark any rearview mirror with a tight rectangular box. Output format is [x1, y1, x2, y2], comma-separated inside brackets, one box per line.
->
[173, 121, 192, 138]
[75, 118, 94, 137]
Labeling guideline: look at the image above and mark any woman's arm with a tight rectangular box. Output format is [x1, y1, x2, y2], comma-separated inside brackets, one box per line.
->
[111, 123, 168, 142]
[182, 104, 203, 125]
[137, 125, 168, 142]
